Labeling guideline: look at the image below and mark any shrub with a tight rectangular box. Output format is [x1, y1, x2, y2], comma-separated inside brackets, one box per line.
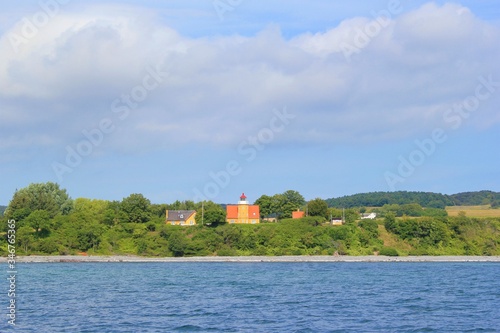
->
[217, 247, 237, 256]
[379, 247, 399, 256]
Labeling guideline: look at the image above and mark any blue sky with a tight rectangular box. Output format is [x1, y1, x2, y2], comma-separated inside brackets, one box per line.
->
[1, 1, 499, 205]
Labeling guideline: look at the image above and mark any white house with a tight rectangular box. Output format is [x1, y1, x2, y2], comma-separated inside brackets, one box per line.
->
[360, 212, 377, 220]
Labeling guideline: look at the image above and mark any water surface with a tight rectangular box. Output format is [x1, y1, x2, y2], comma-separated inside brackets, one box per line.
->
[2, 262, 499, 332]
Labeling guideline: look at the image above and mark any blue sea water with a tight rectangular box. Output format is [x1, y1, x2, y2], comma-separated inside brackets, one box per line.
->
[1, 262, 499, 332]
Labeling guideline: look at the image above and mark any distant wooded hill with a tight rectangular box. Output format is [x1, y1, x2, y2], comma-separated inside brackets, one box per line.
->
[0, 206, 6, 216]
[325, 191, 500, 209]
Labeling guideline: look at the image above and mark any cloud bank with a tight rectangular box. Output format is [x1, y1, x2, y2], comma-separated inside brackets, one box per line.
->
[1, 2, 499, 159]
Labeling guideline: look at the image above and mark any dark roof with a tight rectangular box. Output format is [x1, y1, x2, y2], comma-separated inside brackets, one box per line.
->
[166, 210, 196, 221]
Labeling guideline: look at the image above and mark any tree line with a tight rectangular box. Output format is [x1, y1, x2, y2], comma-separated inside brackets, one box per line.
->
[1, 182, 499, 257]
[325, 190, 500, 209]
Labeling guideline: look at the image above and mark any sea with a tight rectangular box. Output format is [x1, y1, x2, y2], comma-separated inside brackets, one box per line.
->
[2, 262, 499, 332]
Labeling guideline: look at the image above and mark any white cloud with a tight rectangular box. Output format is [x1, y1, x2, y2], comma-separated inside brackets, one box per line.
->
[0, 2, 499, 157]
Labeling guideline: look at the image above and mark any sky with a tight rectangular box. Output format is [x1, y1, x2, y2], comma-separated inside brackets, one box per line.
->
[1, 0, 499, 205]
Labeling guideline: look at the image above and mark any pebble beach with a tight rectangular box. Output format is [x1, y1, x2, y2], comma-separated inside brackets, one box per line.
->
[3, 255, 500, 263]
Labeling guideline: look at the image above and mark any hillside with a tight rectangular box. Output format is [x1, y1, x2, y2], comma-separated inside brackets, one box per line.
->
[326, 191, 500, 209]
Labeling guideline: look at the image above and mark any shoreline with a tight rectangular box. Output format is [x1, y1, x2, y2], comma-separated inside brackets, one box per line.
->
[2, 255, 500, 263]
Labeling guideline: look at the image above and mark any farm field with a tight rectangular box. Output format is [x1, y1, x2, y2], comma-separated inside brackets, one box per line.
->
[446, 205, 500, 217]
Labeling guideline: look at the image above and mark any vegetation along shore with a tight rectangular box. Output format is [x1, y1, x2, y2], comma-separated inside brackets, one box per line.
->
[1, 182, 499, 257]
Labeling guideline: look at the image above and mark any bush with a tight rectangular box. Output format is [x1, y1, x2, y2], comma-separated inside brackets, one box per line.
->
[217, 246, 237, 256]
[379, 247, 399, 256]
[408, 248, 430, 256]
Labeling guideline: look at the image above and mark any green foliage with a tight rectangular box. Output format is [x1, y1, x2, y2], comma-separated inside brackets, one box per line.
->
[358, 219, 379, 238]
[168, 232, 188, 256]
[299, 216, 326, 226]
[1, 185, 499, 258]
[379, 247, 399, 256]
[120, 193, 152, 223]
[386, 216, 449, 246]
[195, 201, 226, 225]
[5, 182, 73, 219]
[25, 210, 52, 237]
[282, 190, 306, 209]
[16, 226, 35, 253]
[168, 200, 196, 210]
[374, 203, 447, 218]
[326, 191, 454, 208]
[255, 190, 305, 219]
[326, 190, 500, 209]
[384, 212, 397, 233]
[150, 204, 168, 217]
[451, 191, 500, 206]
[307, 198, 328, 219]
[0, 206, 6, 216]
[254, 195, 274, 217]
[77, 226, 104, 252]
[344, 209, 359, 224]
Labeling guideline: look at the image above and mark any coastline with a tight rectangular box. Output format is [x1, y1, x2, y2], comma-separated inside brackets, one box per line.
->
[2, 255, 500, 263]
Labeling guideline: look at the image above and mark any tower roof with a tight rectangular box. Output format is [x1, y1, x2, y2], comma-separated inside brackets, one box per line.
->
[240, 192, 247, 200]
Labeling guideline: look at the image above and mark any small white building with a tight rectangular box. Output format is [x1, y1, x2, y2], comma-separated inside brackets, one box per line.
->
[360, 213, 377, 220]
[331, 218, 343, 225]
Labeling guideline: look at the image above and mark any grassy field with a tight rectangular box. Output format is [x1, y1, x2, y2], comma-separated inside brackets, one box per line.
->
[446, 205, 500, 217]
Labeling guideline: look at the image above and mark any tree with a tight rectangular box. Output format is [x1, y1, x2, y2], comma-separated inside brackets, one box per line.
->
[25, 210, 52, 237]
[255, 190, 306, 220]
[308, 198, 328, 219]
[344, 208, 360, 224]
[384, 212, 397, 233]
[328, 208, 343, 219]
[168, 200, 196, 210]
[150, 203, 168, 217]
[120, 194, 152, 223]
[77, 223, 105, 252]
[195, 201, 226, 225]
[282, 190, 306, 208]
[255, 195, 274, 217]
[5, 182, 73, 219]
[168, 232, 188, 256]
[17, 226, 35, 253]
[276, 191, 306, 219]
[73, 198, 109, 223]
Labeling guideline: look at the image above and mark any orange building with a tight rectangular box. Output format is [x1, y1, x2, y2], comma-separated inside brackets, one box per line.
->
[292, 210, 305, 219]
[226, 193, 260, 224]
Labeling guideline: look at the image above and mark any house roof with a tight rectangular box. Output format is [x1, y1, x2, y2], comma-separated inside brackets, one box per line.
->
[226, 205, 238, 219]
[249, 205, 259, 218]
[166, 210, 196, 221]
